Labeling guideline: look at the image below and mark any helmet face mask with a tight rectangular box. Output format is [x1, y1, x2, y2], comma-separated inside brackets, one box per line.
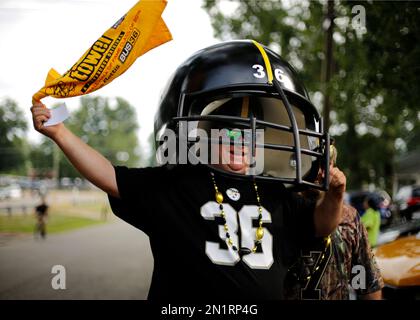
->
[155, 40, 330, 190]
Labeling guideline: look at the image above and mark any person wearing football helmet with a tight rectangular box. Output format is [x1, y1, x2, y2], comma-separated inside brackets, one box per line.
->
[155, 39, 330, 189]
[31, 40, 346, 300]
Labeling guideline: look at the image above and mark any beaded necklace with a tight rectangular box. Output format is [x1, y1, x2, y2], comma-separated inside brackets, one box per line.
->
[210, 171, 264, 256]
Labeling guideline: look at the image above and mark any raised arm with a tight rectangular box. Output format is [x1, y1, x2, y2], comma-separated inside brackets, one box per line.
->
[31, 101, 119, 198]
[314, 166, 346, 236]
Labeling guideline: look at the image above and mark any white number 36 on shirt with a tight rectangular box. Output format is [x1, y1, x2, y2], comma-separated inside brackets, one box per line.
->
[201, 202, 274, 269]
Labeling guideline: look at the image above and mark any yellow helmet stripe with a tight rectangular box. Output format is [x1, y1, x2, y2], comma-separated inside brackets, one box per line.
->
[251, 40, 273, 84]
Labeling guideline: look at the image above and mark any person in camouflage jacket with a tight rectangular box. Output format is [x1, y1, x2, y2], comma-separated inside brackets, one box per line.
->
[284, 145, 384, 300]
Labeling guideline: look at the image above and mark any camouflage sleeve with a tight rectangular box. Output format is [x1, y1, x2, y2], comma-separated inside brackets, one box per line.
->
[352, 212, 385, 296]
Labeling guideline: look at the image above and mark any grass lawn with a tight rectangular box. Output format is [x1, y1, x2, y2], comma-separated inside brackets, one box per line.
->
[0, 213, 106, 234]
[0, 190, 110, 235]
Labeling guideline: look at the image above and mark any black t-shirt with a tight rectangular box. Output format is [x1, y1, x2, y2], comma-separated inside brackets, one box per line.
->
[108, 164, 316, 300]
[36, 204, 48, 216]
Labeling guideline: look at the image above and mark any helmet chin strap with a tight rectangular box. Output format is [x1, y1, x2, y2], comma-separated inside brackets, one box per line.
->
[249, 113, 257, 174]
[272, 79, 303, 185]
[239, 96, 258, 175]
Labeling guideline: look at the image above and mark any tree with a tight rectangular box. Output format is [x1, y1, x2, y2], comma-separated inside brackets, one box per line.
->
[202, 0, 420, 193]
[350, 1, 420, 192]
[28, 138, 56, 178]
[0, 98, 28, 174]
[68, 96, 140, 162]
[146, 131, 157, 167]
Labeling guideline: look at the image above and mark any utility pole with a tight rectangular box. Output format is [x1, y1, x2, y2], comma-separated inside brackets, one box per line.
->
[322, 0, 335, 132]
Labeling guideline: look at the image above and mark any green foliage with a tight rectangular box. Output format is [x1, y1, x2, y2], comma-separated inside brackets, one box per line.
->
[0, 214, 105, 234]
[146, 131, 157, 167]
[203, 0, 420, 192]
[0, 98, 28, 174]
[64, 96, 141, 177]
[28, 137, 57, 178]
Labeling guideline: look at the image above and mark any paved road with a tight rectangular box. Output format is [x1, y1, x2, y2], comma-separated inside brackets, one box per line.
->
[0, 220, 153, 299]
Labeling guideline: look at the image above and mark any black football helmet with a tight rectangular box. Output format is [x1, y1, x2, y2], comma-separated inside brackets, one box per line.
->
[154, 40, 330, 190]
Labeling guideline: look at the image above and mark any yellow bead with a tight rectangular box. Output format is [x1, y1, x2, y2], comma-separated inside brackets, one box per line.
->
[326, 236, 331, 246]
[252, 247, 257, 253]
[258, 207, 262, 213]
[228, 238, 233, 245]
[256, 227, 264, 240]
[330, 145, 336, 161]
[224, 224, 229, 231]
[215, 191, 224, 204]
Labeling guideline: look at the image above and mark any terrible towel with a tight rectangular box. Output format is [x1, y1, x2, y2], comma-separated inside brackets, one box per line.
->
[33, 0, 172, 103]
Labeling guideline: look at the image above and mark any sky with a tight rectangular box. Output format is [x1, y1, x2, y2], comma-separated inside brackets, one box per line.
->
[0, 0, 233, 154]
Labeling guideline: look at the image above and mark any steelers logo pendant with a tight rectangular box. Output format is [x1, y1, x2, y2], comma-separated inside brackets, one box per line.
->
[226, 188, 240, 201]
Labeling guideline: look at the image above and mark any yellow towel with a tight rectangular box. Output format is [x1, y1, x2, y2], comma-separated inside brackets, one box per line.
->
[33, 0, 172, 104]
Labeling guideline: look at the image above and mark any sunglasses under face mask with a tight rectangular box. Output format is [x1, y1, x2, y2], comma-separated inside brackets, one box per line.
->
[221, 128, 263, 144]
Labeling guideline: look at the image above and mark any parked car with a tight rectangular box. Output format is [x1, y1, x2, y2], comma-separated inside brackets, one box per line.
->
[0, 184, 22, 200]
[377, 219, 420, 246]
[394, 185, 420, 221]
[374, 220, 420, 299]
[60, 177, 74, 189]
[346, 190, 393, 228]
